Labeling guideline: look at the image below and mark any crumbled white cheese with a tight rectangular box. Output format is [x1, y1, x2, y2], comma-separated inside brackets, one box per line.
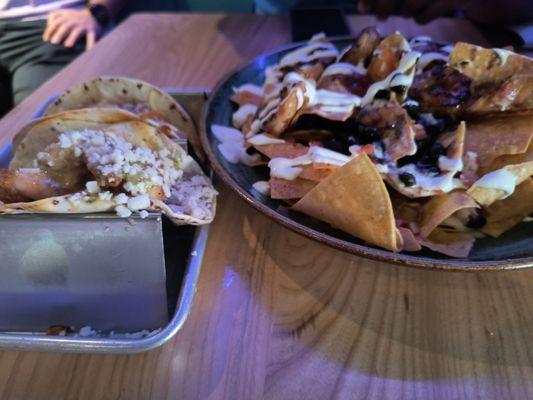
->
[127, 194, 150, 211]
[115, 205, 132, 218]
[168, 175, 218, 220]
[79, 325, 98, 337]
[113, 193, 129, 204]
[139, 210, 149, 219]
[85, 181, 100, 194]
[98, 191, 113, 201]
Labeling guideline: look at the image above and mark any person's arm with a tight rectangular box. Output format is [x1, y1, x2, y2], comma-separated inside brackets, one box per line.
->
[43, 0, 127, 50]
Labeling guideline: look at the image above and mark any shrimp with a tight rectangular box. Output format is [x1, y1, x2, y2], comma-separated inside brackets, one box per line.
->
[0, 169, 65, 203]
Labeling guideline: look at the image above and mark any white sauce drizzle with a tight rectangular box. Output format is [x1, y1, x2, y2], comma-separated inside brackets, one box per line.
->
[211, 124, 261, 165]
[279, 42, 339, 69]
[232, 104, 257, 128]
[474, 168, 516, 198]
[322, 62, 366, 77]
[391, 164, 463, 194]
[361, 51, 421, 106]
[247, 133, 286, 146]
[309, 89, 362, 114]
[409, 35, 432, 45]
[268, 146, 351, 180]
[493, 48, 514, 66]
[438, 156, 463, 172]
[233, 83, 264, 97]
[441, 44, 455, 53]
[417, 52, 448, 70]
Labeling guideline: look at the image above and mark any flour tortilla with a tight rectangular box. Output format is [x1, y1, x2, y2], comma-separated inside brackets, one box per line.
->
[44, 77, 194, 135]
[292, 153, 402, 252]
[2, 109, 216, 225]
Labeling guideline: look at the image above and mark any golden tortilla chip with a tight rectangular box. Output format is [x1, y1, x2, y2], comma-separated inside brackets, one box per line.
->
[417, 228, 475, 258]
[419, 191, 478, 238]
[398, 227, 422, 252]
[449, 42, 533, 86]
[486, 141, 533, 173]
[481, 178, 533, 237]
[270, 177, 317, 200]
[339, 26, 381, 67]
[254, 142, 308, 159]
[464, 116, 533, 169]
[299, 163, 338, 182]
[230, 89, 263, 107]
[292, 153, 402, 252]
[467, 161, 533, 207]
[367, 33, 407, 82]
[467, 74, 533, 115]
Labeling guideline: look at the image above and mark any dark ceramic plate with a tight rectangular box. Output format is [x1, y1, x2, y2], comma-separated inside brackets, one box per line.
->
[200, 38, 533, 271]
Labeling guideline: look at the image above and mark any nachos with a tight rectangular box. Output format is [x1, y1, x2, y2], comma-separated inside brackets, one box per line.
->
[212, 28, 533, 258]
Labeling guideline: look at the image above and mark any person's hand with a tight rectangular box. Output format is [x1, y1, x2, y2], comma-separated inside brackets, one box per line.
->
[43, 8, 102, 50]
[358, 0, 460, 24]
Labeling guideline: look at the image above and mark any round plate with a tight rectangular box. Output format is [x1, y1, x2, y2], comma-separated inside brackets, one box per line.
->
[200, 38, 533, 271]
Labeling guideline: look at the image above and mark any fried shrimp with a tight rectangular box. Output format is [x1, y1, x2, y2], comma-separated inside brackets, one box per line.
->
[0, 169, 64, 203]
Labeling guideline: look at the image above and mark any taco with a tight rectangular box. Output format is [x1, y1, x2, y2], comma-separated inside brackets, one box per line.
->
[1, 109, 217, 225]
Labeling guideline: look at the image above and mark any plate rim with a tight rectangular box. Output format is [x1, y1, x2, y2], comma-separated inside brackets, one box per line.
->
[200, 38, 533, 272]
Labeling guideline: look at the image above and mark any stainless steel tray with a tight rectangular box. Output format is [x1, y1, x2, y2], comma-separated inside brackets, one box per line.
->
[0, 89, 210, 353]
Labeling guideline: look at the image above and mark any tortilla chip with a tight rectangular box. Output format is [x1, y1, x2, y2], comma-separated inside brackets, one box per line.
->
[263, 83, 307, 137]
[486, 141, 533, 173]
[417, 228, 475, 258]
[481, 178, 533, 237]
[292, 153, 401, 252]
[230, 88, 263, 107]
[398, 226, 422, 252]
[254, 142, 308, 159]
[464, 116, 533, 169]
[339, 26, 381, 67]
[449, 42, 533, 86]
[467, 161, 533, 207]
[299, 163, 338, 182]
[419, 191, 478, 238]
[367, 33, 407, 82]
[439, 121, 466, 159]
[270, 177, 317, 199]
[467, 74, 533, 115]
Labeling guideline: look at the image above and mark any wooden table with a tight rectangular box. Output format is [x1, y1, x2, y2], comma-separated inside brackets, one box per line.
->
[0, 13, 532, 400]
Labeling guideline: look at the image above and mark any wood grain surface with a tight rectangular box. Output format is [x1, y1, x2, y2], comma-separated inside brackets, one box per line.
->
[0, 13, 532, 400]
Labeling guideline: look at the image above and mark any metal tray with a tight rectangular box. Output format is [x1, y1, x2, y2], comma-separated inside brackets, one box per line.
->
[0, 89, 210, 353]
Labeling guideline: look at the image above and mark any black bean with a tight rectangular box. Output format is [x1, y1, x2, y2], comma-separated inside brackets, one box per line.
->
[345, 135, 358, 147]
[391, 85, 407, 95]
[324, 137, 345, 153]
[399, 172, 416, 187]
[374, 89, 391, 100]
[357, 125, 380, 144]
[404, 102, 421, 120]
